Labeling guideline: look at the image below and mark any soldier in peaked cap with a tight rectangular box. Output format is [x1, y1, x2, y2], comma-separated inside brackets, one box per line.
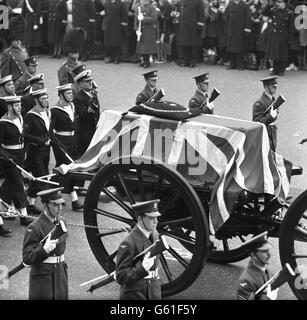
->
[23, 187, 69, 300]
[0, 96, 32, 226]
[188, 73, 214, 115]
[116, 199, 162, 300]
[135, 70, 160, 105]
[0, 75, 16, 118]
[50, 83, 83, 211]
[69, 63, 87, 98]
[236, 231, 279, 300]
[73, 69, 100, 158]
[14, 56, 38, 96]
[252, 76, 279, 151]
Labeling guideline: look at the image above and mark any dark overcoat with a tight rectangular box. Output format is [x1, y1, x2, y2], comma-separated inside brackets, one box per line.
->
[263, 5, 292, 61]
[72, 0, 96, 39]
[225, 0, 252, 53]
[14, 71, 32, 95]
[47, 0, 65, 44]
[177, 0, 205, 47]
[135, 83, 157, 105]
[23, 213, 68, 300]
[252, 92, 277, 151]
[22, 0, 43, 48]
[116, 226, 161, 300]
[188, 89, 213, 114]
[236, 259, 271, 300]
[103, 0, 128, 47]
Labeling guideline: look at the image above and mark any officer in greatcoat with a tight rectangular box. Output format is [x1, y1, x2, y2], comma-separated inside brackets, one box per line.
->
[73, 69, 100, 157]
[116, 199, 162, 300]
[103, 0, 128, 64]
[263, 0, 292, 76]
[252, 76, 279, 151]
[136, 0, 158, 68]
[14, 56, 38, 96]
[0, 96, 32, 226]
[0, 75, 16, 118]
[188, 73, 214, 114]
[236, 231, 279, 300]
[50, 83, 83, 211]
[135, 70, 159, 105]
[176, 0, 205, 68]
[23, 187, 69, 300]
[23, 88, 51, 216]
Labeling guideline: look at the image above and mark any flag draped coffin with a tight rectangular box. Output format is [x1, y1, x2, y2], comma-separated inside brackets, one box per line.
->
[58, 110, 292, 232]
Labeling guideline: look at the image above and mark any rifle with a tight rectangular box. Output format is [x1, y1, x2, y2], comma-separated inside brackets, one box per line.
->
[147, 88, 165, 103]
[264, 94, 286, 114]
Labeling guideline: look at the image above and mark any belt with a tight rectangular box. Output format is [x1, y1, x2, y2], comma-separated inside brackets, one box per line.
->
[43, 254, 65, 264]
[55, 131, 75, 136]
[2, 143, 24, 150]
[268, 122, 277, 126]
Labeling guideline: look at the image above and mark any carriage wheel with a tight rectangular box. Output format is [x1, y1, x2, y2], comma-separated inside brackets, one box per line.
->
[279, 190, 307, 300]
[83, 157, 209, 297]
[208, 235, 251, 264]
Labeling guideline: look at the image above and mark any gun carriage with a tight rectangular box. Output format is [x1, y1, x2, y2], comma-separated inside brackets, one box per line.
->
[56, 109, 306, 300]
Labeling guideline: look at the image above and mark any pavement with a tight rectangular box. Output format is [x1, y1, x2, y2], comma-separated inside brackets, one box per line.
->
[1, 57, 307, 300]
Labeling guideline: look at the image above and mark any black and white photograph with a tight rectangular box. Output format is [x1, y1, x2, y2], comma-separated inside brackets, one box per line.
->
[0, 0, 307, 305]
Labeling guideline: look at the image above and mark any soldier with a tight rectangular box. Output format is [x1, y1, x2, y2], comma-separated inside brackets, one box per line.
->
[135, 70, 159, 105]
[23, 187, 69, 300]
[0, 75, 16, 118]
[136, 0, 158, 68]
[263, 0, 292, 76]
[58, 28, 86, 85]
[50, 83, 83, 211]
[188, 73, 214, 114]
[14, 56, 38, 96]
[0, 96, 32, 226]
[0, 37, 28, 83]
[74, 69, 100, 157]
[236, 232, 279, 300]
[116, 199, 162, 300]
[21, 73, 45, 117]
[23, 88, 51, 216]
[70, 63, 87, 98]
[252, 76, 279, 151]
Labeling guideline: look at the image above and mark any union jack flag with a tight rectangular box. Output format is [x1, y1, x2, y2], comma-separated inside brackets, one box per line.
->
[58, 110, 292, 233]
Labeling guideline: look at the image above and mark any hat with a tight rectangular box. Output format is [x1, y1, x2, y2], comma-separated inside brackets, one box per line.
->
[71, 64, 87, 79]
[193, 73, 210, 83]
[75, 69, 93, 82]
[63, 27, 86, 54]
[143, 70, 158, 80]
[241, 231, 272, 252]
[260, 76, 278, 87]
[31, 88, 48, 98]
[24, 56, 38, 67]
[56, 83, 73, 93]
[2, 95, 21, 104]
[37, 187, 66, 205]
[28, 73, 44, 85]
[131, 199, 161, 218]
[0, 75, 13, 86]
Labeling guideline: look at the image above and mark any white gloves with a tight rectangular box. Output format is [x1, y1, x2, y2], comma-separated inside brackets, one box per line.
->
[100, 10, 105, 16]
[266, 284, 279, 300]
[207, 101, 214, 111]
[43, 233, 58, 254]
[138, 13, 144, 21]
[270, 107, 277, 119]
[33, 25, 38, 30]
[39, 16, 43, 25]
[142, 252, 155, 272]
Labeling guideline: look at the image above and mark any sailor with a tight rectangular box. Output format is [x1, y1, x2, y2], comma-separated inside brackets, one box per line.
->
[0, 75, 16, 118]
[14, 56, 38, 96]
[252, 76, 279, 151]
[116, 199, 162, 300]
[23, 88, 51, 216]
[236, 231, 279, 300]
[135, 70, 159, 105]
[188, 73, 214, 114]
[23, 187, 69, 300]
[50, 83, 83, 211]
[0, 96, 32, 226]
